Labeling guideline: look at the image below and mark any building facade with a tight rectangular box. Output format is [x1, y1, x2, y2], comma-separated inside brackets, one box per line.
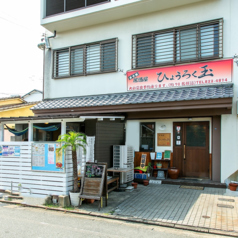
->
[36, 0, 238, 183]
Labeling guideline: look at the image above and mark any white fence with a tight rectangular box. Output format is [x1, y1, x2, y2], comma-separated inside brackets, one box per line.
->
[0, 142, 73, 198]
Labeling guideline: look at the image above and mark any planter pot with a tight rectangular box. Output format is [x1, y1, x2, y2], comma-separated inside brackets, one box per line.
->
[86, 199, 95, 204]
[132, 182, 138, 189]
[168, 167, 180, 179]
[69, 191, 80, 206]
[229, 183, 238, 191]
[156, 163, 162, 169]
[143, 180, 149, 186]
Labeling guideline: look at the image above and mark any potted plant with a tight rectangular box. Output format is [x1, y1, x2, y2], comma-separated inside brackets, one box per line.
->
[229, 182, 238, 191]
[56, 131, 87, 206]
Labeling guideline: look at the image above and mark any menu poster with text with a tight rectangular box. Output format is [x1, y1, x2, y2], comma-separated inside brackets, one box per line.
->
[48, 144, 55, 165]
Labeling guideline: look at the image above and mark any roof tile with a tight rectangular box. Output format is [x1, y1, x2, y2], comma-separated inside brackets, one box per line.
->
[32, 84, 233, 111]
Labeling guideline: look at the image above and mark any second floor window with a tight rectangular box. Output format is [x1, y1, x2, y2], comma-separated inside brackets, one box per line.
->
[132, 19, 223, 69]
[53, 38, 118, 78]
[46, 0, 110, 17]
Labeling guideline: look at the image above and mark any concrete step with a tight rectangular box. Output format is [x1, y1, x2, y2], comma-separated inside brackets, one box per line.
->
[161, 179, 227, 188]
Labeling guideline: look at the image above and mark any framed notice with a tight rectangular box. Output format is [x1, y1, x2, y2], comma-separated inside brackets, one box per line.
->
[32, 142, 65, 172]
[157, 133, 171, 146]
[140, 154, 147, 169]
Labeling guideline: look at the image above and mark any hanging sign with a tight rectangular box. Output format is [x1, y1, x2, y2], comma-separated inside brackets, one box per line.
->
[127, 59, 233, 91]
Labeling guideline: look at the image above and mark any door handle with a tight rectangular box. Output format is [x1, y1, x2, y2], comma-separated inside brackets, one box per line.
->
[184, 144, 186, 160]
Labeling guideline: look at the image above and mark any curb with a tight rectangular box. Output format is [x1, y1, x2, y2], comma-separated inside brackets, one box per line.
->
[1, 200, 237, 237]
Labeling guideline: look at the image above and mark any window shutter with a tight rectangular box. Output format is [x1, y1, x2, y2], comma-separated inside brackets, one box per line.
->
[53, 38, 117, 78]
[132, 18, 223, 69]
[53, 49, 69, 78]
[86, 44, 100, 74]
[71, 47, 84, 76]
[101, 41, 117, 72]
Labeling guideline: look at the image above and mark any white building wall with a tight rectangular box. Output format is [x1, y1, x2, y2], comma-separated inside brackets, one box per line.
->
[44, 0, 236, 99]
[126, 118, 212, 153]
[42, 0, 238, 183]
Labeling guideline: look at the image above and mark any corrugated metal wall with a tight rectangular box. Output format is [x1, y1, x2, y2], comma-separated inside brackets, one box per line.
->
[96, 122, 125, 167]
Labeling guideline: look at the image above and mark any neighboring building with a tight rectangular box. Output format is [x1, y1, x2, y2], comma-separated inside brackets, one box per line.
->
[22, 89, 43, 103]
[0, 91, 42, 141]
[2, 0, 238, 184]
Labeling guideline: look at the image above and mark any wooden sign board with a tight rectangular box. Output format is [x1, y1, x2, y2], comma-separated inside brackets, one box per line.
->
[157, 133, 171, 146]
[79, 163, 106, 210]
[140, 154, 147, 169]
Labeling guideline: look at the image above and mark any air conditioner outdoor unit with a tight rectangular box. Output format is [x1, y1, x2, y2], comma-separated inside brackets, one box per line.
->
[113, 145, 134, 184]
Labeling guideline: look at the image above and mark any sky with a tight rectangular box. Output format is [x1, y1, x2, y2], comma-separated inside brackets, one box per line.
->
[0, 1, 44, 98]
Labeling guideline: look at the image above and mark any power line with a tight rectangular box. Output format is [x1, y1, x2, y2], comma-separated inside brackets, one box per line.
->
[0, 15, 43, 34]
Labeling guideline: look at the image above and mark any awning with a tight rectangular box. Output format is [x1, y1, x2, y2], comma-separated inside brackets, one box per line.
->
[30, 84, 233, 117]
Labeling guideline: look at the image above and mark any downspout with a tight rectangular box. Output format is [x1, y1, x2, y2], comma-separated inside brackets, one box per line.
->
[37, 31, 57, 100]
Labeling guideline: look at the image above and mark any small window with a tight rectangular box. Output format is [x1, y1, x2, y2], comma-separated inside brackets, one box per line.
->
[132, 19, 223, 69]
[53, 38, 117, 78]
[140, 122, 155, 152]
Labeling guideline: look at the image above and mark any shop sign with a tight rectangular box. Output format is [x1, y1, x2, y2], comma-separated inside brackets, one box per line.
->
[157, 133, 171, 146]
[127, 59, 233, 91]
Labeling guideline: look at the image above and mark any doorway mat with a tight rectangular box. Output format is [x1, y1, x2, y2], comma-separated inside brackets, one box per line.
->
[179, 185, 204, 190]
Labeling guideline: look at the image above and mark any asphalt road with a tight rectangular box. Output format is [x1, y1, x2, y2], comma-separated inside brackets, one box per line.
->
[0, 203, 227, 238]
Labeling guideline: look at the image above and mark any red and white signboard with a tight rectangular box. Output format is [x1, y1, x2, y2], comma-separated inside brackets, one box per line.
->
[127, 59, 233, 91]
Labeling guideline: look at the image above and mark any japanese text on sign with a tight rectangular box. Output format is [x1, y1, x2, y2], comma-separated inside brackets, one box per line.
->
[127, 59, 232, 91]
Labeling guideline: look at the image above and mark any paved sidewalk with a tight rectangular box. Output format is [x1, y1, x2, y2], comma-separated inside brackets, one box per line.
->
[114, 184, 238, 235]
[1, 183, 238, 237]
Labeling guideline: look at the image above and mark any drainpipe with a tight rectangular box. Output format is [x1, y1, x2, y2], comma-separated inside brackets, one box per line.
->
[37, 31, 57, 100]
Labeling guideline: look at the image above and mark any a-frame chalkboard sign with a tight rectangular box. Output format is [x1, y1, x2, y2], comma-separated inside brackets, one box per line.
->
[79, 163, 107, 211]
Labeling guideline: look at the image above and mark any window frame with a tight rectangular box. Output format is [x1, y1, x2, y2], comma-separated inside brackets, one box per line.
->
[46, 0, 111, 17]
[140, 122, 155, 152]
[132, 18, 223, 70]
[52, 38, 118, 79]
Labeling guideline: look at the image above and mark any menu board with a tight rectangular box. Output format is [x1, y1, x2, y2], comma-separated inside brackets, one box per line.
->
[85, 164, 104, 178]
[32, 143, 65, 172]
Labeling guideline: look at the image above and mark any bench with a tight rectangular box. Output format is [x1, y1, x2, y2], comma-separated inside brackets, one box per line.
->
[107, 176, 119, 193]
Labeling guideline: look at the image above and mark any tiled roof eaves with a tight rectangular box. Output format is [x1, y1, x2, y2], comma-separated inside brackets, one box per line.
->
[0, 101, 41, 111]
[32, 84, 233, 111]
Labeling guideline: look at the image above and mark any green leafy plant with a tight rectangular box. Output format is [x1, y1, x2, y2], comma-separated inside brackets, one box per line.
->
[56, 131, 86, 193]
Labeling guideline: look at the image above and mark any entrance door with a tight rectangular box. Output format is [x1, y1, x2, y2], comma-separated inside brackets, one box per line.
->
[173, 122, 209, 178]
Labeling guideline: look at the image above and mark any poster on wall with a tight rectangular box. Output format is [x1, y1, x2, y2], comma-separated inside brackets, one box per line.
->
[47, 144, 55, 164]
[56, 144, 63, 169]
[0, 145, 21, 157]
[32, 143, 65, 172]
[32, 143, 45, 167]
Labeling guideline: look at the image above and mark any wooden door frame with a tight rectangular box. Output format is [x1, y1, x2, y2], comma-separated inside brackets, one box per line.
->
[173, 121, 210, 178]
